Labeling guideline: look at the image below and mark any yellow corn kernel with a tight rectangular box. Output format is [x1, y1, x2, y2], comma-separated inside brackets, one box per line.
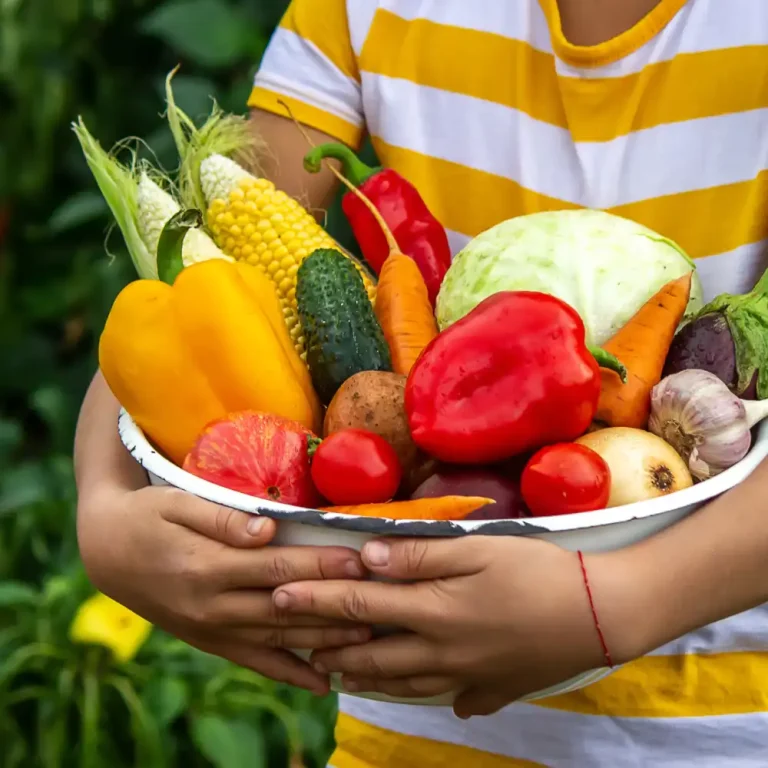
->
[201, 155, 376, 358]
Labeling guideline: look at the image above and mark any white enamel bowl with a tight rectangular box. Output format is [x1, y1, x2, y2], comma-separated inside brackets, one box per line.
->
[119, 409, 768, 706]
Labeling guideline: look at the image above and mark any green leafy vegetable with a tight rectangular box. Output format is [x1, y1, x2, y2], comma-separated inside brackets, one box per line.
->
[437, 209, 703, 346]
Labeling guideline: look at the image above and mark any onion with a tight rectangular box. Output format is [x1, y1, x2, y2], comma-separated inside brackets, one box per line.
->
[575, 427, 693, 507]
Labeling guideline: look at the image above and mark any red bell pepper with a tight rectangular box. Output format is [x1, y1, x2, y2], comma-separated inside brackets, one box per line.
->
[303, 143, 452, 306]
[404, 292, 627, 464]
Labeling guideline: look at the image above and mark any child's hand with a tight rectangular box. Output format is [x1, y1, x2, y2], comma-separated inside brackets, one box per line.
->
[79, 484, 369, 696]
[273, 535, 649, 717]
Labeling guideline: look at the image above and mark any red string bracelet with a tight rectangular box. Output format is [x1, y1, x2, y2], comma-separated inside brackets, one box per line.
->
[577, 550, 614, 669]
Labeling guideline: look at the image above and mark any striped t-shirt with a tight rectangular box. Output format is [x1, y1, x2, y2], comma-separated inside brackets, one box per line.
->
[249, 1, 768, 766]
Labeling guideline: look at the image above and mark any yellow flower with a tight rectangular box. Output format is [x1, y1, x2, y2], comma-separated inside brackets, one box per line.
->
[70, 593, 152, 663]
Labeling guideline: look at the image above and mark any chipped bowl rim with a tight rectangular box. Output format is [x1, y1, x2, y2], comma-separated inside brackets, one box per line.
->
[119, 410, 768, 538]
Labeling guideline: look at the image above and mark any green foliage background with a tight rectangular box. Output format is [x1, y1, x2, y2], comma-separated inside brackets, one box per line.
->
[0, 0, 356, 765]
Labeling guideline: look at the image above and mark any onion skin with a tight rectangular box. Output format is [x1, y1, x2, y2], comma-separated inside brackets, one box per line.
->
[576, 427, 693, 507]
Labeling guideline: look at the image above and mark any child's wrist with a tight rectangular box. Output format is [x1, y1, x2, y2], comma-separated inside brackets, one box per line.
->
[581, 547, 667, 666]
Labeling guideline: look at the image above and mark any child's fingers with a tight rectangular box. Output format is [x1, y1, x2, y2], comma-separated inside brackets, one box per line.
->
[311, 634, 439, 678]
[453, 687, 512, 719]
[341, 675, 455, 699]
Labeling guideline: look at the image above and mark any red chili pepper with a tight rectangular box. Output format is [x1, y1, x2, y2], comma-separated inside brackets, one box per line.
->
[521, 443, 610, 517]
[311, 428, 402, 505]
[404, 292, 627, 465]
[303, 144, 451, 306]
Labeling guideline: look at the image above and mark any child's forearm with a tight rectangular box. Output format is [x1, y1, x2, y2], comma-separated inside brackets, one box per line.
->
[592, 460, 768, 663]
[74, 371, 148, 499]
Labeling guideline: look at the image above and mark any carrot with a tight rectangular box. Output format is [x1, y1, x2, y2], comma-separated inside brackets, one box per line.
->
[374, 252, 438, 374]
[595, 271, 693, 429]
[320, 496, 494, 521]
[279, 100, 438, 375]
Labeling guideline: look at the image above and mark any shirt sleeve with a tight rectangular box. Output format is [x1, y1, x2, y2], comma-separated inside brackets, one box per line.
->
[248, 0, 364, 148]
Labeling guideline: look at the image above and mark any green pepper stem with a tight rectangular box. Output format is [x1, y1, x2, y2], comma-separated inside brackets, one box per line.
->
[306, 436, 322, 459]
[588, 345, 628, 383]
[156, 209, 203, 285]
[303, 143, 381, 187]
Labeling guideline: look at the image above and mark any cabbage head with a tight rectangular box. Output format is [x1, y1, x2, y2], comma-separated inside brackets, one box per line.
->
[436, 209, 704, 346]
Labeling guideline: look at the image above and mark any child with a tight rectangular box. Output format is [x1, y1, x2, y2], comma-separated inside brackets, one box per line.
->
[76, 1, 768, 765]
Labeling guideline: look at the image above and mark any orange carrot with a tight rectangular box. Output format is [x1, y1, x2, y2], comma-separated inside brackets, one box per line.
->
[279, 100, 439, 375]
[595, 271, 693, 429]
[374, 252, 438, 374]
[320, 496, 494, 521]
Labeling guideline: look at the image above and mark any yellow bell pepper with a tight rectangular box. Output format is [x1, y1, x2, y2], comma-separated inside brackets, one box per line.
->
[99, 258, 322, 466]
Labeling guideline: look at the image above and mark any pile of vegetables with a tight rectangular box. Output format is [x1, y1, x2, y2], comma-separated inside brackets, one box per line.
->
[80, 71, 768, 523]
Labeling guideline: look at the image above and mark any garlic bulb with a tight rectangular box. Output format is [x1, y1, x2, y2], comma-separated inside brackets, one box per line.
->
[649, 370, 768, 480]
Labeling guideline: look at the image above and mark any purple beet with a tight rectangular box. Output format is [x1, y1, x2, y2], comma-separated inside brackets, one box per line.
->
[663, 270, 768, 399]
[410, 466, 528, 519]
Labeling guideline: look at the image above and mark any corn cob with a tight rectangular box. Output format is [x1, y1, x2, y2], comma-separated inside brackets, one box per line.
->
[72, 117, 231, 280]
[136, 173, 233, 269]
[199, 153, 376, 358]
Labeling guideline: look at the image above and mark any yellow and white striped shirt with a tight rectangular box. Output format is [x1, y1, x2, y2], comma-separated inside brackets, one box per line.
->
[250, 1, 768, 765]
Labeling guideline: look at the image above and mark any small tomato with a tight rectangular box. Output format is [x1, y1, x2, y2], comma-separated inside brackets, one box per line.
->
[521, 443, 610, 517]
[311, 428, 402, 505]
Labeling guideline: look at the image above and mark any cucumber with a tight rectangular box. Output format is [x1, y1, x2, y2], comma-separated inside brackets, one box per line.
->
[297, 248, 391, 404]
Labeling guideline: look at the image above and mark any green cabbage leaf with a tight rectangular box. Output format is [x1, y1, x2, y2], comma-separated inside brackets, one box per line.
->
[436, 210, 704, 346]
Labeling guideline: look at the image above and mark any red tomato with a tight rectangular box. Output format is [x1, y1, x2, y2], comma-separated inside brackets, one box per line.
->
[521, 443, 610, 517]
[311, 428, 402, 505]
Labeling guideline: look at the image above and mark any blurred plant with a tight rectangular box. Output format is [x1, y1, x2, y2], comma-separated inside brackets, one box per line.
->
[0, 0, 345, 766]
[0, 567, 337, 767]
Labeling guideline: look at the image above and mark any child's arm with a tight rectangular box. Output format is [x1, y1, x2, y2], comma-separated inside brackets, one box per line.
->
[246, 109, 345, 213]
[597, 459, 768, 662]
[270, 459, 768, 714]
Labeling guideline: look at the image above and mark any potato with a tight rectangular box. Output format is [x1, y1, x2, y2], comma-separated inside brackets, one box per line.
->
[324, 371, 420, 474]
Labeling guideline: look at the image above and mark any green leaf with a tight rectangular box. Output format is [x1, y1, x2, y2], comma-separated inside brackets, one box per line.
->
[1, 721, 29, 768]
[108, 676, 165, 768]
[80, 667, 101, 768]
[0, 626, 22, 650]
[47, 190, 107, 234]
[190, 715, 266, 768]
[42, 574, 76, 607]
[39, 668, 77, 768]
[0, 644, 65, 688]
[156, 208, 202, 285]
[0, 581, 38, 607]
[0, 418, 22, 464]
[30, 386, 72, 447]
[0, 462, 52, 515]
[0, 332, 57, 396]
[154, 74, 217, 121]
[142, 677, 189, 727]
[141, 0, 255, 69]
